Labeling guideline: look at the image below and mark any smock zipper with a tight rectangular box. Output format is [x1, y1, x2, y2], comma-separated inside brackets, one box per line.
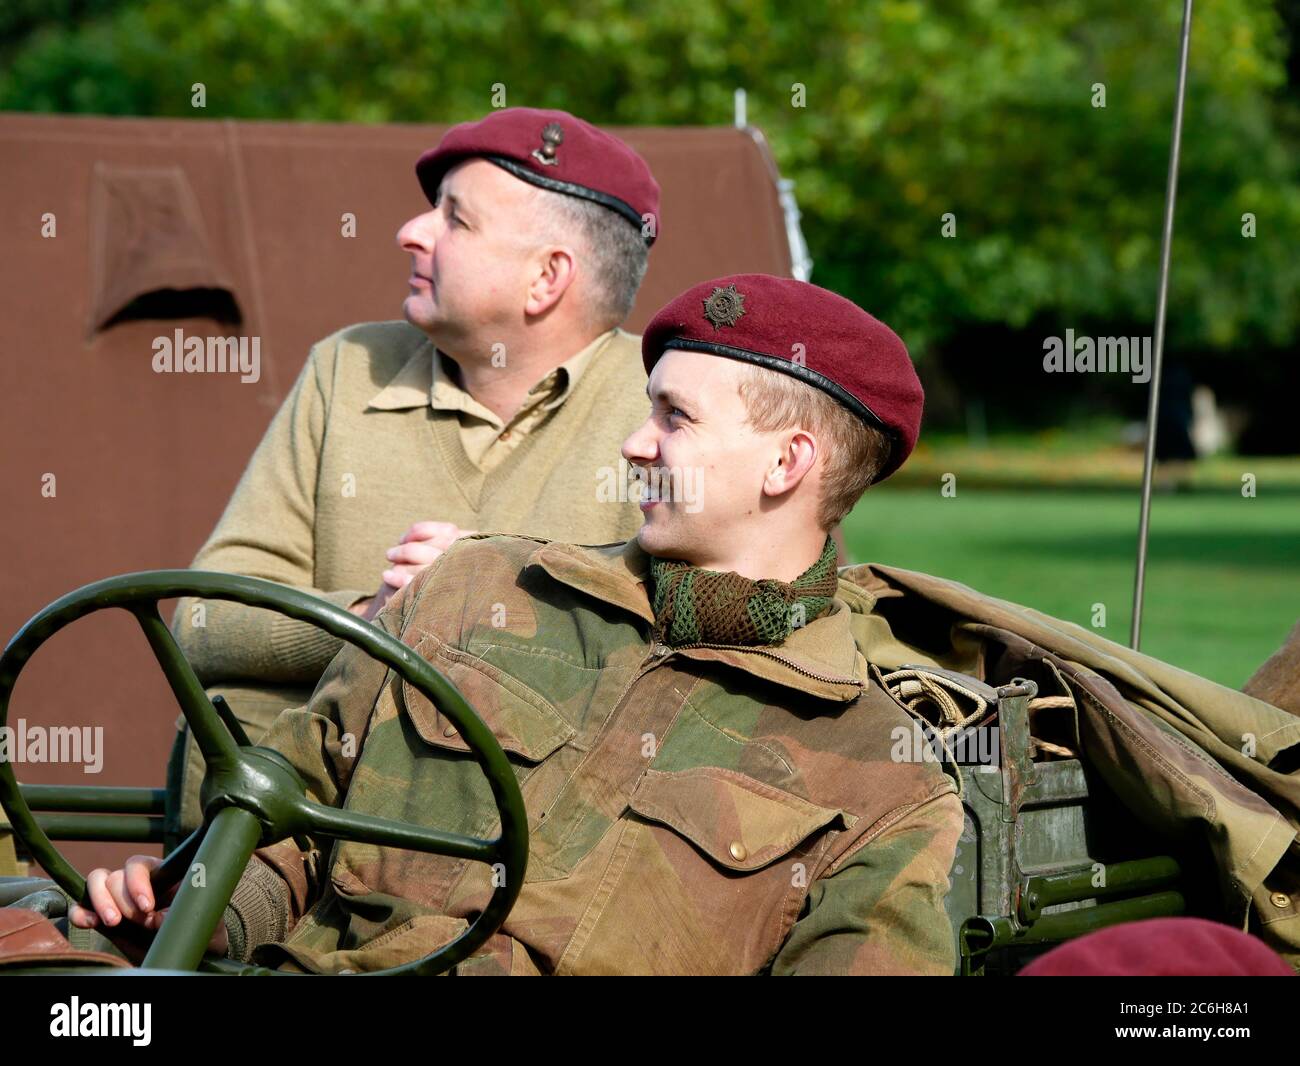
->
[664, 640, 864, 688]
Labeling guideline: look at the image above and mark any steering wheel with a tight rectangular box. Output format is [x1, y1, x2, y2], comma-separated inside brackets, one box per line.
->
[0, 571, 529, 975]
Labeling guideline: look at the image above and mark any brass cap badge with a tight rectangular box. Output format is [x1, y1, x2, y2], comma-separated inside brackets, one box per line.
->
[531, 122, 564, 166]
[702, 284, 746, 330]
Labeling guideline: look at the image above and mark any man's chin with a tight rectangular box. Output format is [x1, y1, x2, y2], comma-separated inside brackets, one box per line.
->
[636, 518, 689, 560]
[401, 296, 440, 333]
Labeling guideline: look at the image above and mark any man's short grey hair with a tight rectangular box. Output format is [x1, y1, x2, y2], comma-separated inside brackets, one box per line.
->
[533, 189, 649, 328]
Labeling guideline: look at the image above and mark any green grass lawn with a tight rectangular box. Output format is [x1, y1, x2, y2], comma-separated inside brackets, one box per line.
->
[841, 486, 1300, 690]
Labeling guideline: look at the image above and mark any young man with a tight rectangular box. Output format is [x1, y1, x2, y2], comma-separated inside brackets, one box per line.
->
[78, 275, 964, 975]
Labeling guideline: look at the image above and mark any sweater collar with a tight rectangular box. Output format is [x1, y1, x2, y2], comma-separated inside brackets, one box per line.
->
[527, 539, 867, 702]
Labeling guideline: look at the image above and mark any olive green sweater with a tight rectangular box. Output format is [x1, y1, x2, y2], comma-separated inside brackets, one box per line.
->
[171, 320, 649, 700]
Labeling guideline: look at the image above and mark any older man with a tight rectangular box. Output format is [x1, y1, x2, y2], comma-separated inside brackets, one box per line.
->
[167, 108, 663, 833]
[79, 275, 963, 975]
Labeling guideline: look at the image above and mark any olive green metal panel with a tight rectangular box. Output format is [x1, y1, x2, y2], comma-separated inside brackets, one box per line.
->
[942, 680, 1186, 975]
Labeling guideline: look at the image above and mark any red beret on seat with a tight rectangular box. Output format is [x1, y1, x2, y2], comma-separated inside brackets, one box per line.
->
[641, 274, 923, 481]
[416, 107, 660, 245]
[1017, 917, 1295, 976]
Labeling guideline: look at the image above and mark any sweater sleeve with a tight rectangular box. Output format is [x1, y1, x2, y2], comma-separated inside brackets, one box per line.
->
[221, 855, 293, 963]
[170, 334, 374, 684]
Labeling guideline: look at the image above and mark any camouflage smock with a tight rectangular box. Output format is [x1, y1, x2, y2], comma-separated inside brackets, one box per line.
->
[242, 533, 964, 975]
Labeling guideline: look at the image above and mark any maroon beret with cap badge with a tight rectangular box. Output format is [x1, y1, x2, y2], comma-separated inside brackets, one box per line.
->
[416, 107, 661, 245]
[641, 273, 924, 481]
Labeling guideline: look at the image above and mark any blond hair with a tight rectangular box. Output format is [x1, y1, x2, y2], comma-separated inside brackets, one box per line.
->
[735, 361, 892, 529]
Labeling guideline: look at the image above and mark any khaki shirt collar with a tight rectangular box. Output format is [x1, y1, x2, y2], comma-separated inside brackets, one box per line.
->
[367, 328, 622, 420]
[527, 538, 867, 703]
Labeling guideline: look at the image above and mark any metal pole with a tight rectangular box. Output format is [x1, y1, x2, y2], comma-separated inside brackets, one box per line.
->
[1131, 0, 1194, 651]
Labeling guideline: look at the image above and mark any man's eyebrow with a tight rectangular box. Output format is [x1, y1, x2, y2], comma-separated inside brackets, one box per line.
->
[439, 186, 479, 220]
[446, 193, 476, 217]
[646, 383, 693, 411]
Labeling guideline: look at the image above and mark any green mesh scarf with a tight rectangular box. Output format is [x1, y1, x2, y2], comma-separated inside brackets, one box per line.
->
[648, 535, 839, 647]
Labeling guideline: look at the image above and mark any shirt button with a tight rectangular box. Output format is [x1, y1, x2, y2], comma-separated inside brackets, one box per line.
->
[1271, 892, 1291, 909]
[729, 841, 748, 862]
[443, 724, 458, 737]
[499, 429, 512, 441]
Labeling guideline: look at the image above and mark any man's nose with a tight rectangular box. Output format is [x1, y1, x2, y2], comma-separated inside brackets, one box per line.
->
[621, 418, 660, 463]
[396, 210, 439, 252]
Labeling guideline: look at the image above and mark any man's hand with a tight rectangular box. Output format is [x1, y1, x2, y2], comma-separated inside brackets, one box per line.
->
[382, 521, 478, 587]
[348, 522, 478, 622]
[383, 521, 477, 589]
[68, 855, 229, 960]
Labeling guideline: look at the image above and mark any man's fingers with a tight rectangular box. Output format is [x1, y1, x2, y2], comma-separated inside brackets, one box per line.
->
[105, 869, 141, 924]
[382, 568, 415, 589]
[68, 902, 98, 928]
[385, 541, 444, 566]
[401, 521, 459, 544]
[403, 519, 455, 539]
[84, 862, 165, 929]
[381, 535, 464, 591]
[85, 867, 121, 925]
[124, 855, 161, 913]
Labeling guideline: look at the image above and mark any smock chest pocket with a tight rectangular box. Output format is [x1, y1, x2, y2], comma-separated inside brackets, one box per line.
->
[327, 632, 577, 912]
[399, 633, 575, 762]
[627, 767, 855, 871]
[562, 767, 858, 975]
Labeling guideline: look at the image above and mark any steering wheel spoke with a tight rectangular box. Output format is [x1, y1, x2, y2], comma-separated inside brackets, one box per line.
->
[128, 603, 238, 767]
[300, 799, 499, 865]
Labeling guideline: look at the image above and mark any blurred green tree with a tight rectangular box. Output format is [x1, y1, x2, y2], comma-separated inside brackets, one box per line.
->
[2, 0, 1296, 363]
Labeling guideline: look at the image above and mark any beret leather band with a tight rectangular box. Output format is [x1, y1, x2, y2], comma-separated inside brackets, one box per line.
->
[642, 274, 923, 481]
[659, 335, 893, 436]
[417, 108, 660, 249]
[484, 154, 650, 240]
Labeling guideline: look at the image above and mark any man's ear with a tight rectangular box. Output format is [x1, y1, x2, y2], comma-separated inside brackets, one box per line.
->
[524, 245, 578, 317]
[763, 429, 819, 498]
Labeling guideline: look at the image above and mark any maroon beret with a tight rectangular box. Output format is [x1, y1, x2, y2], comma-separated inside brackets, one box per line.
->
[1018, 917, 1295, 976]
[641, 274, 923, 481]
[416, 107, 660, 245]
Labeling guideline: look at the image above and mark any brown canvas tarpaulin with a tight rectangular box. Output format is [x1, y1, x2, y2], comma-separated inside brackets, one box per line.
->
[0, 112, 796, 873]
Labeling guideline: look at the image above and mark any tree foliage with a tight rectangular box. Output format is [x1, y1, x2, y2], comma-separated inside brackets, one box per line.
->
[3, 0, 1296, 358]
